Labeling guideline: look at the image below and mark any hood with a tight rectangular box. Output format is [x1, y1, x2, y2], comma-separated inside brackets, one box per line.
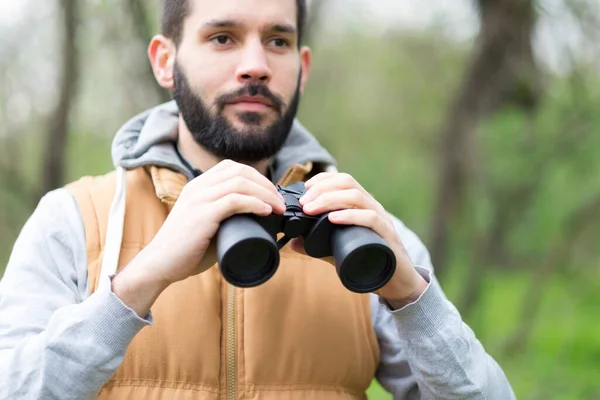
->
[111, 100, 337, 183]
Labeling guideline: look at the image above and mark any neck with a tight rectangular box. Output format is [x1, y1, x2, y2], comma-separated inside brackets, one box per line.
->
[176, 117, 271, 177]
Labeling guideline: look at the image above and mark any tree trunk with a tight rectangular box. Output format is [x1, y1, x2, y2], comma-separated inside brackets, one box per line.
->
[429, 0, 541, 280]
[303, 0, 329, 47]
[126, 0, 170, 104]
[41, 0, 80, 195]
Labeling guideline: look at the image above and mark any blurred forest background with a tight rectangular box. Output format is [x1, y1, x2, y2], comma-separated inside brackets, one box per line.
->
[1, 0, 599, 398]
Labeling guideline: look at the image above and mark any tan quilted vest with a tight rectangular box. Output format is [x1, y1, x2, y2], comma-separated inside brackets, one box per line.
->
[66, 163, 380, 400]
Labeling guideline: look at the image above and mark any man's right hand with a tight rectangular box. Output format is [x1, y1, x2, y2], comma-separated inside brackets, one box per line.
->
[111, 160, 286, 317]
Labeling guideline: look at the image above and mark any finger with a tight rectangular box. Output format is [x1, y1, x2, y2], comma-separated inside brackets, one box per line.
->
[303, 188, 376, 215]
[201, 176, 286, 214]
[328, 209, 395, 241]
[212, 193, 274, 221]
[196, 161, 283, 201]
[304, 172, 338, 189]
[204, 159, 240, 174]
[301, 174, 369, 205]
[204, 161, 276, 192]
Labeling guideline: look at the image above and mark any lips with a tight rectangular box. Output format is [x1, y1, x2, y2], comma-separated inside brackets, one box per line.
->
[228, 96, 273, 107]
[227, 96, 274, 113]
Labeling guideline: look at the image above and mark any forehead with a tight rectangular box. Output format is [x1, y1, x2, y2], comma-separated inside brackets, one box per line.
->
[188, 0, 297, 29]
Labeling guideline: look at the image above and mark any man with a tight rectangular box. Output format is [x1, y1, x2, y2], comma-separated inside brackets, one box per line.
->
[0, 0, 515, 399]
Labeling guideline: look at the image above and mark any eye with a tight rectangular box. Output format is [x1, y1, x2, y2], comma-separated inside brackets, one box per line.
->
[211, 35, 233, 45]
[269, 38, 289, 48]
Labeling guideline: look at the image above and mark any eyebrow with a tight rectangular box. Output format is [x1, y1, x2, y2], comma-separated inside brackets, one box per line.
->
[267, 23, 296, 35]
[202, 19, 239, 29]
[201, 19, 296, 36]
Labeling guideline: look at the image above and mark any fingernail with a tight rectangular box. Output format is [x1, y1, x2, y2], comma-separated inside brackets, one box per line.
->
[303, 202, 315, 212]
[299, 192, 311, 205]
[328, 211, 341, 220]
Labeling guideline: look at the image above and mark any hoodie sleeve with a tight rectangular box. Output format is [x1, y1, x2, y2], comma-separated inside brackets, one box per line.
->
[372, 217, 516, 399]
[0, 189, 150, 400]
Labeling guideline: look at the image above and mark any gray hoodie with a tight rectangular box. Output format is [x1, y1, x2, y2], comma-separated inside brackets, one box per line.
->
[0, 101, 515, 400]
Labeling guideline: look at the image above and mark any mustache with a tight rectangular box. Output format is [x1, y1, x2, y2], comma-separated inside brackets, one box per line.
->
[215, 83, 284, 113]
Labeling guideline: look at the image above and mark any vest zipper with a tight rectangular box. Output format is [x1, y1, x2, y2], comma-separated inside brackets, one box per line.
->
[227, 284, 237, 400]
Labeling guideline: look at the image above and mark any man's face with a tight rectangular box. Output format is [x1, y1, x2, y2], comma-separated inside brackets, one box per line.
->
[171, 0, 308, 163]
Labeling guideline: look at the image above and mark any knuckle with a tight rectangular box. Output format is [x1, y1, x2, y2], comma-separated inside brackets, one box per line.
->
[350, 188, 363, 202]
[235, 164, 252, 177]
[386, 220, 396, 233]
[367, 210, 379, 223]
[223, 193, 241, 209]
[306, 186, 320, 197]
[221, 159, 236, 168]
[341, 173, 355, 186]
[234, 161, 247, 170]
[231, 176, 246, 189]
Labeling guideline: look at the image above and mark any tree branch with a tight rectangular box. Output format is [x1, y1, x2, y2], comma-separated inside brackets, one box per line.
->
[126, 0, 170, 104]
[40, 0, 80, 195]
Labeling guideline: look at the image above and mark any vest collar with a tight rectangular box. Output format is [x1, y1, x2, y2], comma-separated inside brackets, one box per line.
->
[147, 161, 315, 207]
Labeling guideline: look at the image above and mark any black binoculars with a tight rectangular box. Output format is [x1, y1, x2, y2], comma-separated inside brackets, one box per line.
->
[216, 182, 396, 293]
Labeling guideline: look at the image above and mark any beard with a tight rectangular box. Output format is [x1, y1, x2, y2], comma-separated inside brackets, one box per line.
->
[172, 62, 301, 164]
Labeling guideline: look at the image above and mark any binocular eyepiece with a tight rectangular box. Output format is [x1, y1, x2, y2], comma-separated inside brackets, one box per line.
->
[216, 182, 396, 293]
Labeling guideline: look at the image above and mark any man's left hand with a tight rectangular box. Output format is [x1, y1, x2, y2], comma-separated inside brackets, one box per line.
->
[290, 172, 429, 309]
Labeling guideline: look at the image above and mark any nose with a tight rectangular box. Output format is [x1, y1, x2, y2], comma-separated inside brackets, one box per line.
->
[236, 39, 272, 84]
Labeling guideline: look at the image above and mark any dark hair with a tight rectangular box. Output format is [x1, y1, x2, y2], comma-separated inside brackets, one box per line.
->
[162, 0, 307, 47]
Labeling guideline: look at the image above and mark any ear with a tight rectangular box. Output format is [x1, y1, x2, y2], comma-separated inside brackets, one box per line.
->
[298, 46, 312, 95]
[148, 34, 176, 90]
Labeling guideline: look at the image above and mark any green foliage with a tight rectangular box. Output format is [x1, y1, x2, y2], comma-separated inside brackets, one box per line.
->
[299, 32, 600, 399]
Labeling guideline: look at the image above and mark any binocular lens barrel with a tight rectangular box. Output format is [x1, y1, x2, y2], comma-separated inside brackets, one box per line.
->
[216, 215, 279, 287]
[331, 225, 396, 293]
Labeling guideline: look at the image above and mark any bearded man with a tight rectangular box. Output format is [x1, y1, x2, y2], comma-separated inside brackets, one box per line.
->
[0, 1, 515, 399]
